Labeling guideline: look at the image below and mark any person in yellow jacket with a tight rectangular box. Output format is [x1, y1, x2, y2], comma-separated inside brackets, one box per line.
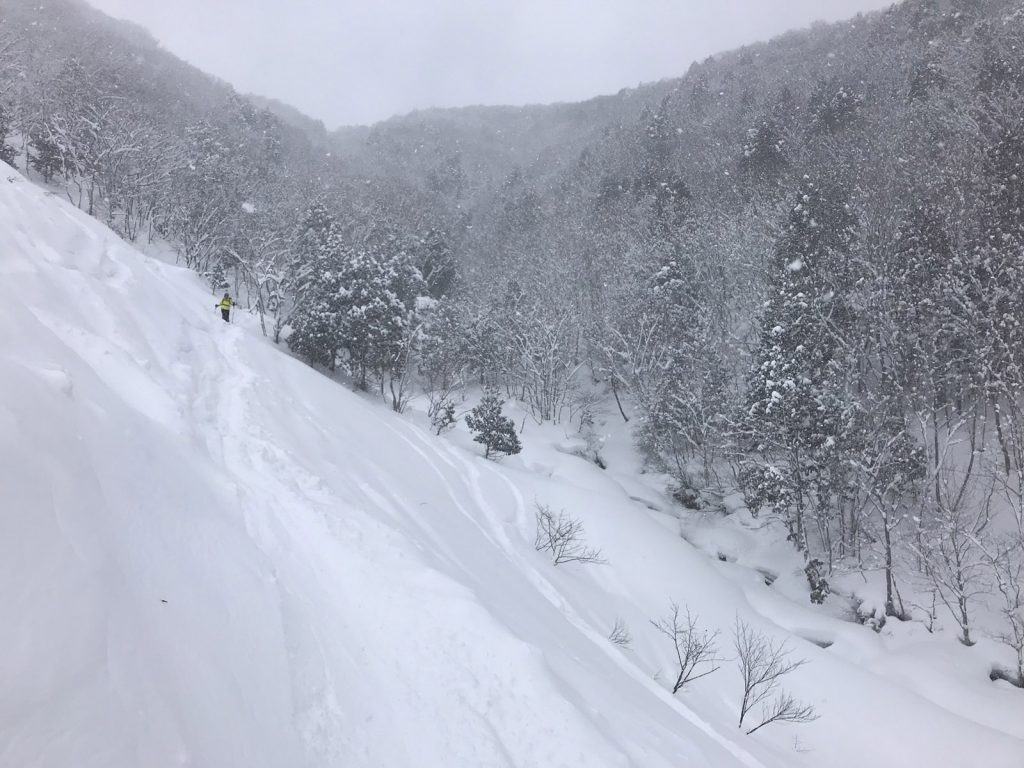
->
[216, 292, 236, 322]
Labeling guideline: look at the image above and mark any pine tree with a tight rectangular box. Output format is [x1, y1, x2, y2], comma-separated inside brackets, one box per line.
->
[639, 252, 732, 485]
[418, 227, 457, 297]
[465, 391, 522, 459]
[808, 77, 863, 135]
[741, 119, 788, 181]
[336, 242, 426, 391]
[0, 104, 17, 166]
[744, 173, 859, 552]
[28, 128, 66, 183]
[287, 204, 347, 368]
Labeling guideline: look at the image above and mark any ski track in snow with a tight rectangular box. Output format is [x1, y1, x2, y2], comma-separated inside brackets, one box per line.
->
[163, 297, 772, 767]
[370, 411, 775, 768]
[195, 326, 646, 766]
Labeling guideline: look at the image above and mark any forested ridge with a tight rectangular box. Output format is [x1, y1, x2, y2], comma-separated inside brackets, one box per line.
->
[2, 0, 1023, 682]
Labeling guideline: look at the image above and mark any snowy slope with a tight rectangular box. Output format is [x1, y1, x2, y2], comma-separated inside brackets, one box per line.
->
[1, 164, 1022, 768]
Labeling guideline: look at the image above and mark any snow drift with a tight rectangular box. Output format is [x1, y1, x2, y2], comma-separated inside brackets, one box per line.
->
[1, 164, 1022, 768]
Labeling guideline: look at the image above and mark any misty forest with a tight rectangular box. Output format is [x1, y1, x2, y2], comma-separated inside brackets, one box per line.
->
[2, 0, 1024, 764]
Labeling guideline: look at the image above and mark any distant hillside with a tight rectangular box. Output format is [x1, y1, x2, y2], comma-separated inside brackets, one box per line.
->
[247, 92, 329, 138]
[328, 81, 679, 194]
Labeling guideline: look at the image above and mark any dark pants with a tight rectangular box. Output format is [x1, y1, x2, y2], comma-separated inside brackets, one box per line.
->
[221, 309, 230, 322]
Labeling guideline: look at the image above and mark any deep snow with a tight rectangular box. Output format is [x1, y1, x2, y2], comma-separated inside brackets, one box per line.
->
[1, 164, 1022, 768]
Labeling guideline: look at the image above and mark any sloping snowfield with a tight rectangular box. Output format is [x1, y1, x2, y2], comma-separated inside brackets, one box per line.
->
[1, 165, 1022, 768]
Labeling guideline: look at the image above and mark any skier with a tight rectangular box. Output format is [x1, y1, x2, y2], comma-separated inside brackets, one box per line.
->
[216, 292, 235, 322]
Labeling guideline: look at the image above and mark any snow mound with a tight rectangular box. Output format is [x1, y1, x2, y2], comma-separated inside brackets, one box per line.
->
[1, 165, 1022, 768]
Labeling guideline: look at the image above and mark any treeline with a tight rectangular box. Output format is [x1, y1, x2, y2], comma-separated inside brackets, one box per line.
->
[1, 0, 1023, 680]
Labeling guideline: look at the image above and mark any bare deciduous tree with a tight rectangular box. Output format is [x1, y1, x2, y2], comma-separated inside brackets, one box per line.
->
[982, 537, 1024, 686]
[734, 618, 818, 735]
[512, 308, 584, 425]
[912, 409, 995, 646]
[534, 503, 605, 565]
[650, 603, 721, 693]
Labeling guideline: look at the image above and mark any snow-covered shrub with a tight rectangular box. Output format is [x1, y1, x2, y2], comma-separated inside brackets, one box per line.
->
[431, 399, 456, 435]
[855, 601, 886, 633]
[670, 479, 702, 511]
[804, 558, 830, 605]
[465, 391, 521, 459]
[737, 463, 792, 520]
[568, 422, 607, 470]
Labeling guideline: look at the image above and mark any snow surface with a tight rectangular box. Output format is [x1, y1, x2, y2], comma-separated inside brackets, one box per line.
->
[1, 163, 1022, 768]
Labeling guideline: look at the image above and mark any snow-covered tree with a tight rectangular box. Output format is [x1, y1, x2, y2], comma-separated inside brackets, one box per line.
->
[336, 238, 427, 398]
[466, 391, 522, 459]
[743, 173, 858, 553]
[418, 300, 468, 417]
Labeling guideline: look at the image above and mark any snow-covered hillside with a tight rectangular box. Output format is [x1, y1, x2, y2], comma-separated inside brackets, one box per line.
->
[1, 164, 1022, 768]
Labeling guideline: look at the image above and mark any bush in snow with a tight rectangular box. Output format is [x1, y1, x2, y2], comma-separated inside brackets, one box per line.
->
[650, 603, 721, 694]
[465, 391, 521, 459]
[734, 618, 818, 735]
[534, 503, 604, 566]
[855, 601, 886, 633]
[670, 479, 702, 511]
[737, 462, 792, 520]
[804, 558, 830, 605]
[431, 399, 457, 435]
[608, 618, 632, 648]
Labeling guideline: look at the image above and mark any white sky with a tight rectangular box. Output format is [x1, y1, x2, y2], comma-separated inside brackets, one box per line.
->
[84, 0, 896, 128]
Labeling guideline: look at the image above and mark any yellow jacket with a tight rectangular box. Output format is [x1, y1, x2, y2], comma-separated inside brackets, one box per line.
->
[218, 297, 235, 310]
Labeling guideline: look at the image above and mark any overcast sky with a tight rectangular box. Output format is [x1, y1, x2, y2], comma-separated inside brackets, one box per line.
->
[83, 0, 896, 128]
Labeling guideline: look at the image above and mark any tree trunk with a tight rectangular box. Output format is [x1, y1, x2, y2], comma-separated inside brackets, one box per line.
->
[883, 516, 896, 617]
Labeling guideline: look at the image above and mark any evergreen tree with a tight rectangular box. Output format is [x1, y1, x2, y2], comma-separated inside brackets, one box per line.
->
[0, 104, 17, 166]
[744, 173, 858, 552]
[465, 391, 522, 459]
[336, 241, 427, 391]
[808, 77, 863, 135]
[28, 127, 66, 183]
[741, 119, 788, 181]
[417, 227, 457, 298]
[637, 251, 732, 483]
[287, 204, 346, 368]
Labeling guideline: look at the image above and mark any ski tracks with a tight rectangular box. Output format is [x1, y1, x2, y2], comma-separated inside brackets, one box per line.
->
[177, 324, 768, 768]
[178, 324, 348, 767]
[378, 417, 770, 768]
